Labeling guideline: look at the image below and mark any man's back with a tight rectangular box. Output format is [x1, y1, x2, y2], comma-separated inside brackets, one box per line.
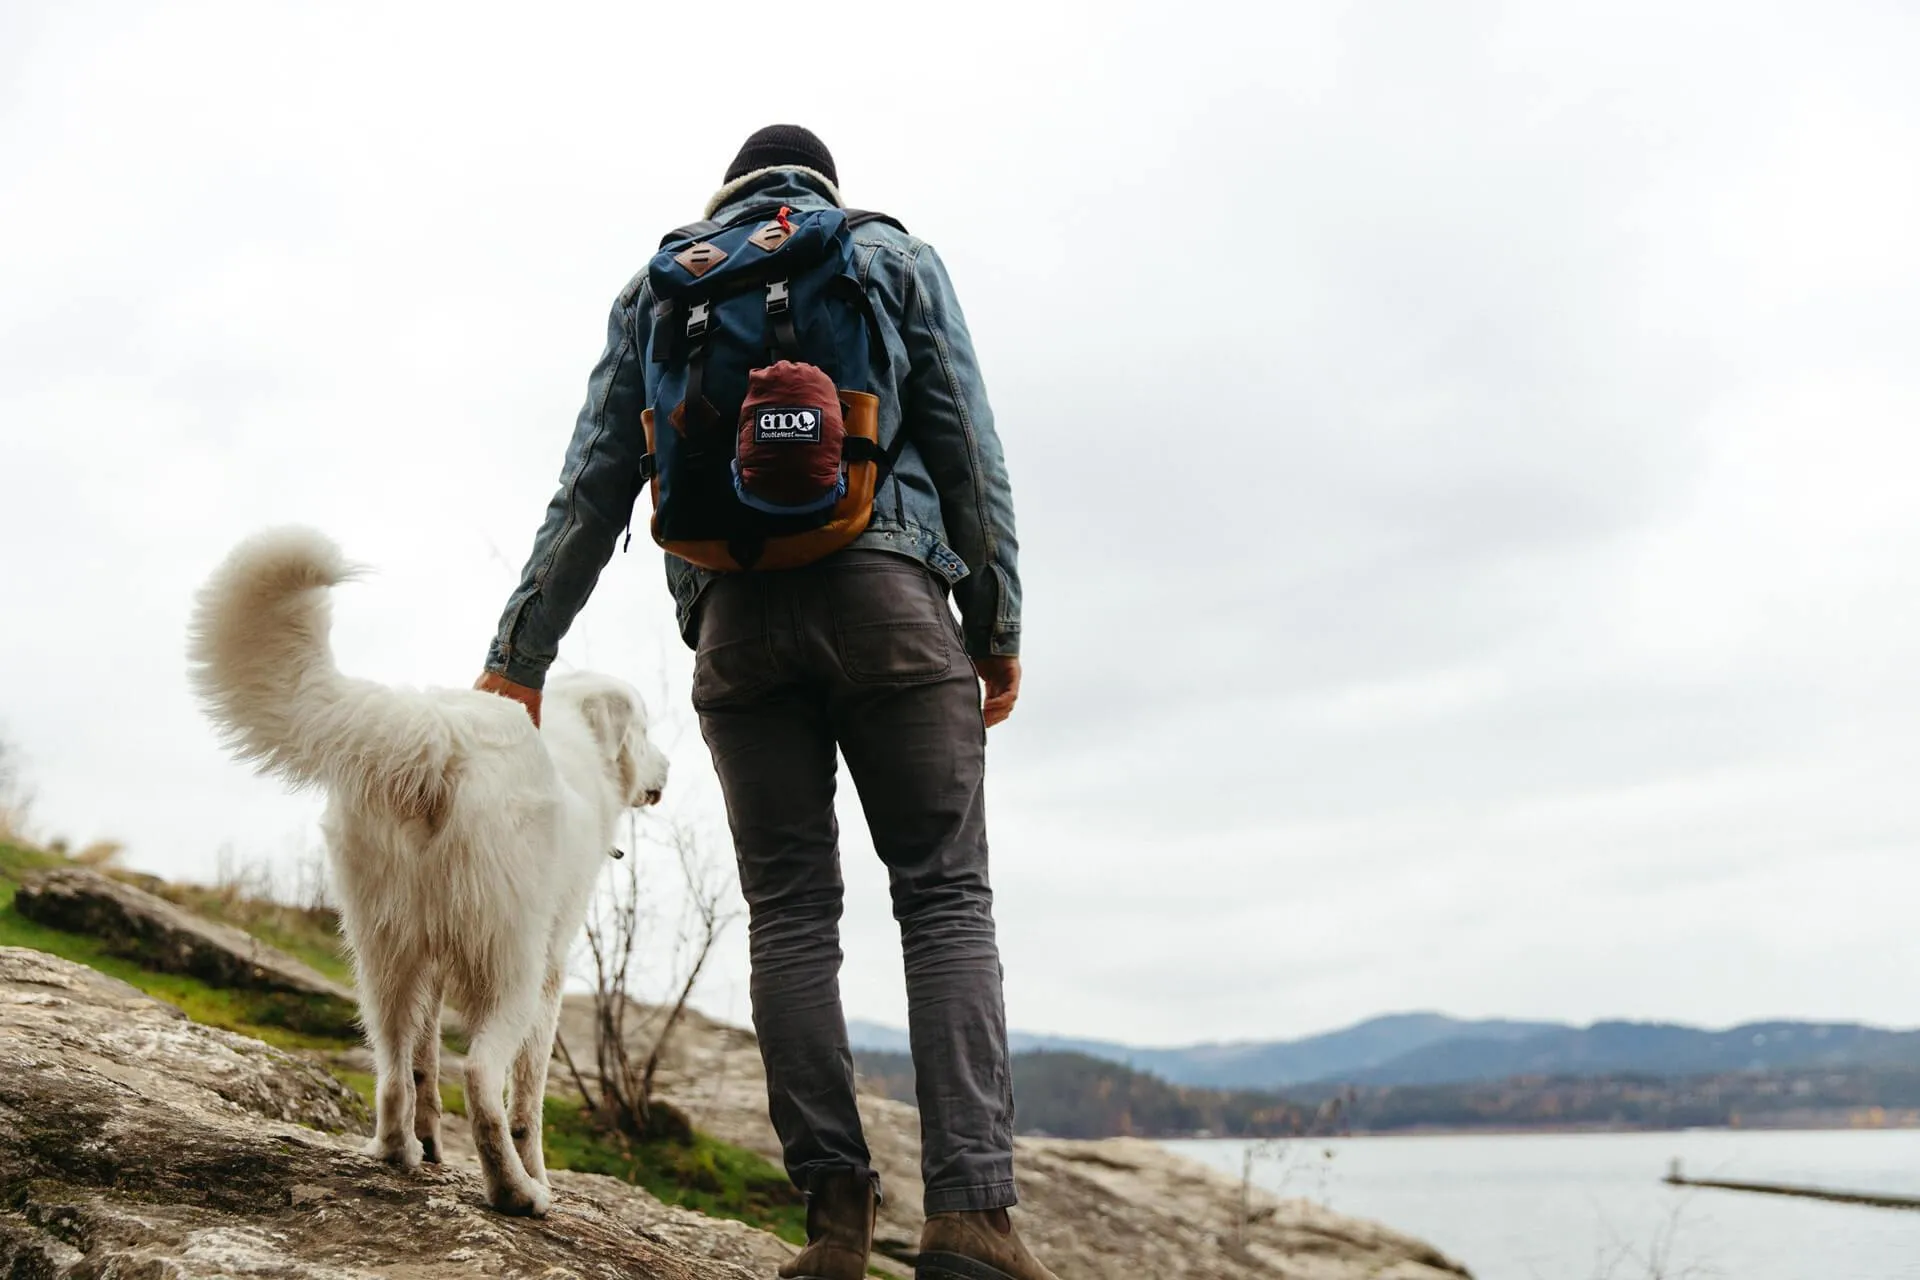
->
[479, 126, 1052, 1280]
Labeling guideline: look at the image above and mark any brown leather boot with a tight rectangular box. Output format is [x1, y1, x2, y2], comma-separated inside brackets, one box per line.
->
[778, 1171, 877, 1280]
[916, 1209, 1059, 1280]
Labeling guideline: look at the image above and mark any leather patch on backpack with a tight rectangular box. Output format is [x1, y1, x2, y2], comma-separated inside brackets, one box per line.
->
[747, 221, 791, 252]
[674, 242, 727, 278]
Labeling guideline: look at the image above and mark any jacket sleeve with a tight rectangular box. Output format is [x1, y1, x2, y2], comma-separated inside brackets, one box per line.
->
[484, 282, 650, 689]
[901, 244, 1022, 658]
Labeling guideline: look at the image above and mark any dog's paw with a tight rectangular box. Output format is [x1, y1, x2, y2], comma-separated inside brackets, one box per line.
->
[418, 1133, 443, 1165]
[488, 1180, 551, 1218]
[364, 1134, 424, 1171]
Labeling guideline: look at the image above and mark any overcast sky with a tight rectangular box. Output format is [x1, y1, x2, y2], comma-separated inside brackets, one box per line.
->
[2, 1, 1915, 1047]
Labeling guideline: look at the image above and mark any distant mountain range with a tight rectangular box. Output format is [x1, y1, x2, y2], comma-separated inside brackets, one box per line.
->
[845, 1013, 1920, 1088]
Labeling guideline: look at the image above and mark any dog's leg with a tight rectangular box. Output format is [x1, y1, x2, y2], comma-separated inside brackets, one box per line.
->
[508, 960, 565, 1187]
[358, 945, 428, 1171]
[465, 997, 551, 1217]
[411, 968, 445, 1164]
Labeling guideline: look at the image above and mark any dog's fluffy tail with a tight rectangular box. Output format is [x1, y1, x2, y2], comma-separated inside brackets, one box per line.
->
[188, 527, 454, 820]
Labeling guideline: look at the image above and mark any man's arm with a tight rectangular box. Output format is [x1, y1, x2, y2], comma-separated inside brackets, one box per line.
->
[900, 244, 1021, 664]
[483, 280, 650, 697]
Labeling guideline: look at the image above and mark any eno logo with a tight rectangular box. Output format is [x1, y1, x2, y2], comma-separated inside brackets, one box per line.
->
[754, 405, 824, 442]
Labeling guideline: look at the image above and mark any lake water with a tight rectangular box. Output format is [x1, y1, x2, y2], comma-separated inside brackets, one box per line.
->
[1163, 1129, 1920, 1280]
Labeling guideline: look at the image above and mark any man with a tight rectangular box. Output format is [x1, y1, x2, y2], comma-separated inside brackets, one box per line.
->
[476, 126, 1053, 1280]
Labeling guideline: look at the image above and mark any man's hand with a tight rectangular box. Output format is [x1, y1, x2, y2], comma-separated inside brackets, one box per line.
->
[974, 656, 1022, 729]
[474, 671, 542, 727]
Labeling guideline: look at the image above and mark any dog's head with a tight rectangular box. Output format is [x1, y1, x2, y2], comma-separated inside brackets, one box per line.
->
[545, 673, 670, 809]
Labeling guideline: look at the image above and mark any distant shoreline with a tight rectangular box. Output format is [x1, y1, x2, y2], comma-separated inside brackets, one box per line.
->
[1153, 1119, 1920, 1142]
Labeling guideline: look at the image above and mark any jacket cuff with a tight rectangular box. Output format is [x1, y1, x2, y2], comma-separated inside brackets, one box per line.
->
[484, 640, 550, 691]
[965, 626, 1020, 661]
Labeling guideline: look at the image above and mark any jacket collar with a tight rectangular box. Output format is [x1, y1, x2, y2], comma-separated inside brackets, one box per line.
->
[705, 165, 843, 220]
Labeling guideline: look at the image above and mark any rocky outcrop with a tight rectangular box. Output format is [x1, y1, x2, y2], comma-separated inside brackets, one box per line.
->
[14, 866, 354, 1001]
[0, 947, 794, 1279]
[581, 999, 1474, 1280]
[0, 917, 1472, 1280]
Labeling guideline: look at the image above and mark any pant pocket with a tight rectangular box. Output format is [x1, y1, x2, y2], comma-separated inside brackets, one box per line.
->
[825, 558, 955, 684]
[692, 578, 777, 709]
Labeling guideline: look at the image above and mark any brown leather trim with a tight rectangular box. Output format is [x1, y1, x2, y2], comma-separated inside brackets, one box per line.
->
[674, 241, 727, 278]
[839, 390, 880, 444]
[661, 503, 876, 573]
[656, 391, 885, 571]
[747, 221, 790, 252]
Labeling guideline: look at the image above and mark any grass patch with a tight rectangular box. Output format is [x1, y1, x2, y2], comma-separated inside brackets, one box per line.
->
[0, 839, 361, 1046]
[147, 881, 355, 988]
[331, 1069, 467, 1118]
[0, 865, 361, 1053]
[543, 1099, 807, 1243]
[0, 840, 66, 884]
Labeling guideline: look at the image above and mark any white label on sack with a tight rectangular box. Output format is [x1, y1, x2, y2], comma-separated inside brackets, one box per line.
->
[754, 406, 824, 443]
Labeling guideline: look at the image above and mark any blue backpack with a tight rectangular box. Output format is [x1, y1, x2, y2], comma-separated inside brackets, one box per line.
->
[638, 203, 907, 571]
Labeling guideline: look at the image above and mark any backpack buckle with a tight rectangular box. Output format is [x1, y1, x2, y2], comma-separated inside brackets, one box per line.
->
[765, 280, 791, 316]
[686, 301, 712, 340]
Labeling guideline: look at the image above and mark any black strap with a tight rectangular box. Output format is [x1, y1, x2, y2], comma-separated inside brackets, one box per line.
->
[826, 274, 892, 376]
[728, 535, 766, 571]
[682, 302, 713, 431]
[658, 218, 720, 249]
[765, 279, 799, 361]
[843, 426, 910, 484]
[845, 210, 908, 235]
[684, 349, 709, 432]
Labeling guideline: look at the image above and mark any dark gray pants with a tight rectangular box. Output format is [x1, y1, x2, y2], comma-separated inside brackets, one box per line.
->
[691, 550, 1016, 1215]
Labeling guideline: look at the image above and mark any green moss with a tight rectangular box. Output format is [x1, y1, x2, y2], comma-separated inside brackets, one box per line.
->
[330, 1068, 373, 1106]
[141, 882, 355, 988]
[0, 879, 361, 1053]
[0, 841, 66, 883]
[542, 1099, 807, 1244]
[0, 841, 361, 1046]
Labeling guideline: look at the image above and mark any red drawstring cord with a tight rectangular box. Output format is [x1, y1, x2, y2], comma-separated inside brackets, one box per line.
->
[776, 205, 794, 235]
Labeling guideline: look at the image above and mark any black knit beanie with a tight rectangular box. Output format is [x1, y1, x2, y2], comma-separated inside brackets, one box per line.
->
[724, 124, 837, 188]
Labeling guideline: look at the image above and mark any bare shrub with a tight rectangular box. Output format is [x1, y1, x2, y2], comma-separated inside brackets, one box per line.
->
[71, 839, 127, 869]
[0, 735, 35, 846]
[557, 812, 740, 1143]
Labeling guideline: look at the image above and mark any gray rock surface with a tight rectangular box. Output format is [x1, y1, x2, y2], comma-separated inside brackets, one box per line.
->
[14, 865, 355, 1001]
[576, 998, 1476, 1280]
[0, 947, 791, 1279]
[0, 928, 1473, 1280]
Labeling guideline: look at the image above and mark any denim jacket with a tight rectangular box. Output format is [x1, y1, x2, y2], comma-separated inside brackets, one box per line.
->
[485, 168, 1021, 688]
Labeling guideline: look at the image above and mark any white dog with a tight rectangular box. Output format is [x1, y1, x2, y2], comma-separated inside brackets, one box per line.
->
[187, 527, 667, 1216]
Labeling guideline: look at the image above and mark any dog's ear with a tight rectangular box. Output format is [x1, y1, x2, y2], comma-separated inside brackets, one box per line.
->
[577, 687, 636, 759]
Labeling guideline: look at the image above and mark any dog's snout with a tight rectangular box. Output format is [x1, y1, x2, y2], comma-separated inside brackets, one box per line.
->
[642, 789, 663, 806]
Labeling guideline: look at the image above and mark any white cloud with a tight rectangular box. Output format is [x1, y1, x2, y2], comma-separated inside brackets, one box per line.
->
[2, 0, 1916, 1046]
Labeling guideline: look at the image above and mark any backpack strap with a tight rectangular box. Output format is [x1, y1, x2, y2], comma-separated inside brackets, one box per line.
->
[845, 210, 908, 235]
[658, 219, 720, 249]
[682, 301, 716, 433]
[764, 279, 799, 362]
[843, 431, 909, 483]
